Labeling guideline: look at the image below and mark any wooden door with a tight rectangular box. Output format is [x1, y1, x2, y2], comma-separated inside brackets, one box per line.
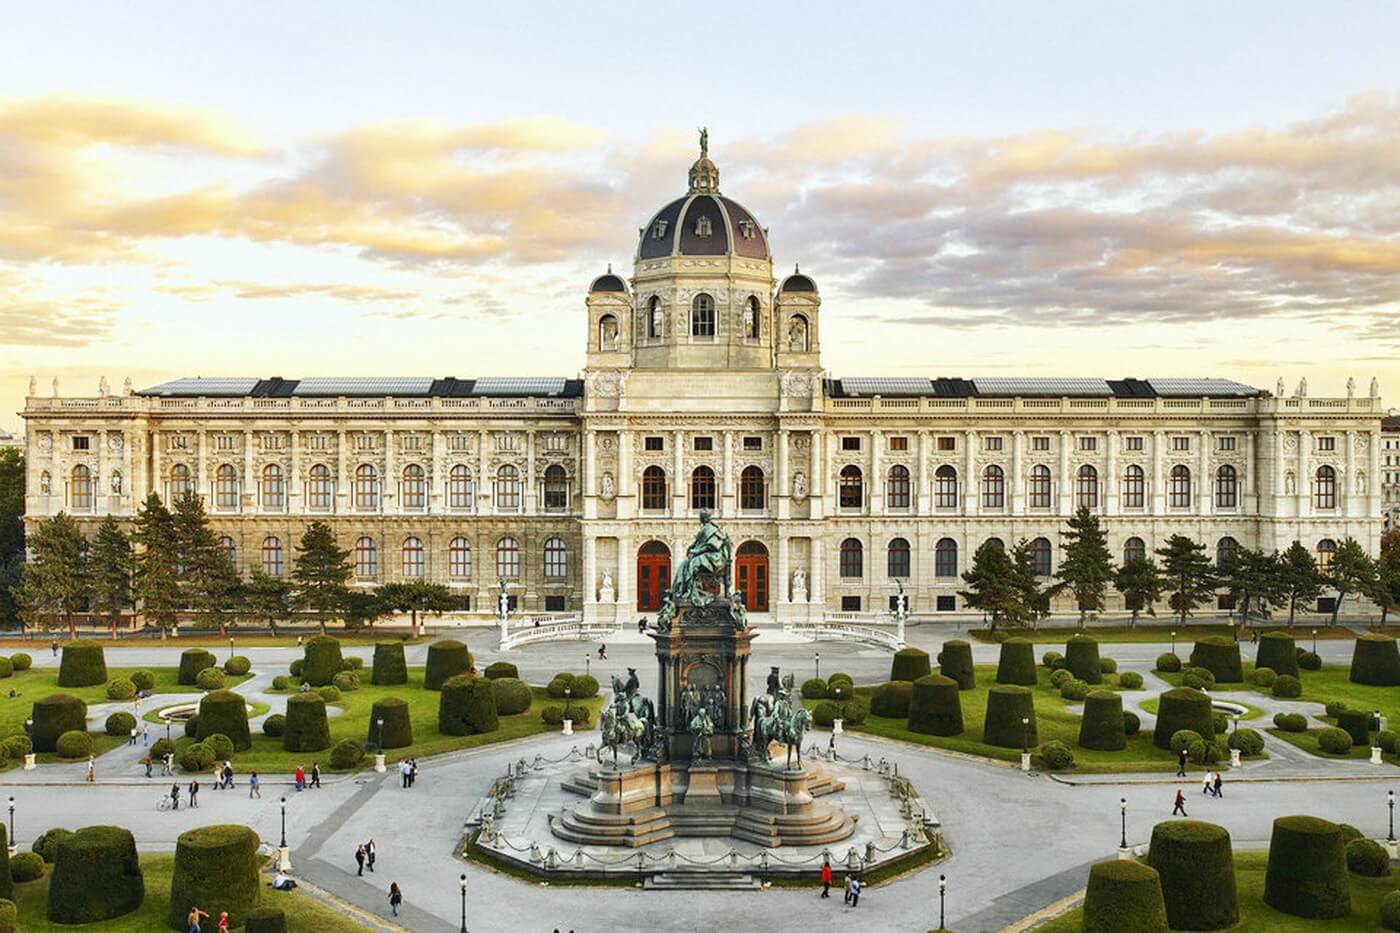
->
[734, 541, 769, 612]
[636, 541, 671, 612]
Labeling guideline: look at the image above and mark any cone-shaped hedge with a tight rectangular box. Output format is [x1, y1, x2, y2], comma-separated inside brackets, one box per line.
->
[983, 685, 1036, 748]
[368, 697, 413, 749]
[907, 675, 963, 736]
[167, 824, 260, 931]
[1078, 690, 1127, 751]
[178, 649, 216, 686]
[890, 647, 932, 683]
[47, 825, 144, 924]
[245, 906, 287, 933]
[1350, 633, 1400, 686]
[197, 690, 251, 751]
[371, 642, 408, 685]
[57, 640, 107, 687]
[1336, 709, 1373, 746]
[31, 693, 87, 753]
[282, 693, 330, 752]
[0, 826, 10, 901]
[1153, 688, 1215, 749]
[938, 640, 975, 690]
[425, 640, 473, 690]
[1065, 635, 1103, 685]
[302, 635, 343, 687]
[439, 674, 498, 735]
[1256, 631, 1299, 678]
[1083, 859, 1168, 933]
[1263, 815, 1351, 919]
[995, 638, 1037, 686]
[1146, 819, 1238, 930]
[1189, 637, 1243, 683]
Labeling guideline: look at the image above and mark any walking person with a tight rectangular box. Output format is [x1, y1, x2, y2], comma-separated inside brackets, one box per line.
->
[355, 844, 366, 877]
[161, 752, 173, 776]
[843, 873, 853, 904]
[216, 910, 229, 932]
[144, 756, 153, 778]
[222, 761, 234, 789]
[400, 759, 411, 789]
[1176, 748, 1188, 777]
[86, 754, 95, 783]
[849, 875, 861, 908]
[142, 723, 149, 746]
[212, 762, 221, 790]
[50, 639, 58, 658]
[310, 762, 321, 788]
[1201, 771, 1212, 796]
[389, 882, 403, 917]
[366, 838, 376, 872]
[1213, 771, 1223, 798]
[249, 771, 261, 799]
[598, 644, 607, 661]
[186, 906, 209, 933]
[170, 783, 181, 810]
[189, 778, 200, 808]
[819, 859, 832, 898]
[411, 759, 418, 787]
[294, 765, 305, 791]
[1172, 787, 1188, 817]
[128, 727, 138, 747]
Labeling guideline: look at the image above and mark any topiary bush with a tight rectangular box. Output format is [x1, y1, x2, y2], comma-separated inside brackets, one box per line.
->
[1273, 711, 1307, 732]
[484, 661, 518, 680]
[907, 675, 963, 737]
[827, 672, 854, 692]
[332, 671, 360, 692]
[1146, 819, 1238, 930]
[9, 654, 31, 672]
[811, 701, 839, 728]
[261, 714, 286, 737]
[1042, 650, 1064, 669]
[288, 659, 304, 678]
[1212, 711, 1230, 735]
[439, 675, 498, 736]
[1049, 668, 1074, 689]
[540, 705, 564, 726]
[572, 674, 600, 698]
[223, 656, 251, 676]
[1272, 674, 1302, 698]
[1299, 650, 1322, 671]
[1100, 658, 1119, 676]
[55, 730, 91, 759]
[184, 716, 200, 739]
[994, 638, 1037, 686]
[329, 737, 363, 770]
[1317, 727, 1353, 755]
[10, 851, 43, 883]
[195, 667, 225, 691]
[1060, 679, 1090, 701]
[1345, 837, 1390, 877]
[1037, 740, 1074, 770]
[983, 685, 1036, 749]
[2, 736, 28, 759]
[801, 678, 827, 700]
[149, 737, 174, 759]
[1384, 890, 1400, 932]
[104, 711, 136, 737]
[1064, 635, 1103, 685]
[826, 681, 852, 702]
[1082, 858, 1168, 933]
[1263, 815, 1351, 919]
[870, 681, 912, 718]
[105, 679, 135, 701]
[425, 640, 473, 690]
[34, 829, 73, 865]
[1351, 633, 1400, 686]
[1182, 666, 1216, 691]
[1123, 711, 1141, 736]
[490, 677, 532, 715]
[178, 743, 215, 773]
[1253, 667, 1277, 688]
[1324, 700, 1348, 718]
[302, 634, 344, 687]
[1190, 636, 1243, 683]
[1228, 728, 1265, 757]
[1079, 690, 1126, 751]
[57, 640, 107, 687]
[1153, 687, 1214, 749]
[368, 697, 413, 749]
[1156, 652, 1182, 673]
[167, 824, 260, 931]
[203, 733, 235, 762]
[245, 905, 287, 933]
[196, 689, 251, 750]
[371, 642, 407, 685]
[1336, 709, 1373, 746]
[1257, 631, 1299, 677]
[938, 641, 976, 690]
[546, 673, 575, 699]
[179, 649, 216, 685]
[271, 675, 291, 690]
[342, 656, 364, 671]
[1379, 729, 1400, 754]
[1118, 671, 1144, 689]
[1169, 729, 1203, 754]
[47, 825, 143, 923]
[283, 693, 330, 752]
[890, 647, 932, 682]
[317, 685, 341, 702]
[841, 698, 869, 726]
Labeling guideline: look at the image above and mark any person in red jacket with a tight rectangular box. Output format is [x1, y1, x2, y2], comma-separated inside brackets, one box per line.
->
[1172, 787, 1188, 817]
[820, 860, 832, 898]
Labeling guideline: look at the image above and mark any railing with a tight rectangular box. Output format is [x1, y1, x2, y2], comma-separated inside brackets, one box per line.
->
[784, 619, 905, 651]
[818, 394, 1381, 417]
[24, 396, 580, 416]
[499, 615, 618, 650]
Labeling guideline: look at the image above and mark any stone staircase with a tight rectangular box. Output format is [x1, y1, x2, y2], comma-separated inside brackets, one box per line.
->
[643, 870, 763, 890]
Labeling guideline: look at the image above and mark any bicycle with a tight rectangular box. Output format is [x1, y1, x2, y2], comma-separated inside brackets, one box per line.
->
[156, 796, 175, 812]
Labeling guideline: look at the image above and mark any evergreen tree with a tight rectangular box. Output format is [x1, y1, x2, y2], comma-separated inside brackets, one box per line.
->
[1155, 534, 1216, 625]
[1279, 540, 1323, 626]
[0, 448, 24, 631]
[15, 513, 87, 637]
[1013, 537, 1060, 625]
[240, 570, 294, 632]
[87, 516, 131, 636]
[342, 587, 389, 632]
[1368, 529, 1400, 625]
[1114, 556, 1165, 627]
[377, 580, 458, 635]
[291, 521, 352, 633]
[1325, 536, 1376, 626]
[171, 494, 238, 632]
[1220, 547, 1287, 626]
[1055, 507, 1115, 625]
[131, 492, 180, 632]
[959, 540, 1029, 631]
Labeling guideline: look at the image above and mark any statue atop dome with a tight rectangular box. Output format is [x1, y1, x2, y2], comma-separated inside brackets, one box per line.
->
[698, 125, 708, 157]
[688, 128, 720, 194]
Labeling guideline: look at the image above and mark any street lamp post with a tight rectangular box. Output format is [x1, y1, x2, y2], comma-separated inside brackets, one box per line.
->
[1388, 790, 1395, 844]
[376, 718, 384, 753]
[279, 796, 287, 848]
[938, 874, 946, 930]
[815, 652, 821, 681]
[1170, 631, 1177, 655]
[459, 873, 468, 932]
[1312, 628, 1318, 654]
[585, 653, 590, 677]
[1119, 798, 1127, 850]
[8, 796, 14, 848]
[278, 795, 291, 871]
[228, 636, 235, 662]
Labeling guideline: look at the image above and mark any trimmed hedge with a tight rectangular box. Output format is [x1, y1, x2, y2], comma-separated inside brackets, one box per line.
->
[184, 716, 200, 739]
[870, 681, 912, 718]
[261, 714, 286, 737]
[245, 906, 288, 933]
[572, 674, 600, 698]
[938, 640, 975, 689]
[179, 743, 215, 773]
[1228, 728, 1265, 756]
[1060, 679, 1090, 701]
[317, 685, 341, 702]
[10, 851, 43, 883]
[1123, 711, 1141, 736]
[983, 685, 1036, 748]
[105, 679, 136, 701]
[1336, 709, 1373, 746]
[104, 711, 137, 737]
[289, 659, 304, 678]
[1263, 815, 1351, 919]
[47, 825, 144, 924]
[1189, 636, 1243, 683]
[546, 673, 575, 698]
[1064, 635, 1103, 685]
[890, 647, 932, 683]
[302, 635, 343, 687]
[1050, 668, 1074, 689]
[57, 639, 107, 687]
[1083, 859, 1168, 933]
[0, 827, 9, 900]
[1384, 890, 1400, 932]
[55, 730, 92, 759]
[1380, 729, 1400, 754]
[1038, 740, 1074, 770]
[1146, 819, 1239, 930]
[197, 690, 251, 750]
[995, 638, 1037, 686]
[1272, 674, 1302, 698]
[811, 701, 839, 727]
[149, 737, 174, 759]
[203, 733, 235, 762]
[223, 655, 251, 676]
[167, 824, 260, 931]
[1350, 633, 1400, 686]
[368, 697, 413, 749]
[1299, 650, 1322, 671]
[841, 698, 869, 726]
[1345, 837, 1390, 877]
[329, 738, 363, 769]
[1182, 666, 1216, 691]
[490, 677, 532, 715]
[484, 661, 518, 680]
[331, 671, 360, 692]
[271, 676, 291, 691]
[801, 678, 827, 700]
[1079, 690, 1126, 751]
[907, 675, 963, 736]
[1253, 667, 1277, 687]
[282, 693, 330, 752]
[1156, 653, 1182, 673]
[196, 667, 225, 691]
[1043, 651, 1064, 669]
[425, 640, 472, 690]
[9, 654, 30, 672]
[32, 828, 72, 864]
[439, 675, 498, 735]
[1152, 688, 1214, 749]
[179, 649, 216, 686]
[1317, 727, 1353, 755]
[1257, 631, 1299, 677]
[1118, 671, 1144, 689]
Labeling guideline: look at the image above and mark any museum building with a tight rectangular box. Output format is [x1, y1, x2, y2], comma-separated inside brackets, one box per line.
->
[20, 142, 1386, 623]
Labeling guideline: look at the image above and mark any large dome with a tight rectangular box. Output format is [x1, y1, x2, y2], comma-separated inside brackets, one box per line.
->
[635, 135, 770, 262]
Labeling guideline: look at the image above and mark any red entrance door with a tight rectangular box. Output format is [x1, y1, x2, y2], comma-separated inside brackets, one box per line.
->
[636, 541, 671, 612]
[734, 541, 769, 612]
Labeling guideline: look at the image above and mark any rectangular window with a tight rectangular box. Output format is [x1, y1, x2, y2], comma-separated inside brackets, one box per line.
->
[742, 436, 763, 451]
[937, 436, 956, 451]
[309, 434, 328, 451]
[1318, 436, 1336, 451]
[1079, 436, 1097, 452]
[355, 434, 377, 451]
[459, 596, 473, 612]
[693, 436, 713, 452]
[261, 434, 284, 451]
[1172, 436, 1190, 451]
[1218, 436, 1237, 451]
[544, 595, 566, 612]
[1124, 436, 1144, 451]
[841, 436, 861, 452]
[936, 595, 956, 612]
[71, 436, 90, 451]
[1032, 436, 1050, 451]
[402, 435, 421, 451]
[215, 434, 236, 451]
[984, 436, 1003, 451]
[889, 436, 909, 452]
[168, 434, 188, 450]
[840, 596, 862, 612]
[644, 436, 664, 451]
[447, 434, 471, 452]
[545, 434, 568, 452]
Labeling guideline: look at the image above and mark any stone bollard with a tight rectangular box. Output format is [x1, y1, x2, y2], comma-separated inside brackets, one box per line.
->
[562, 718, 574, 736]
[730, 848, 738, 868]
[546, 847, 559, 869]
[845, 847, 859, 870]
[1229, 748, 1241, 767]
[569, 746, 581, 761]
[668, 849, 677, 869]
[574, 848, 584, 868]
[1117, 846, 1133, 861]
[374, 752, 386, 773]
[529, 842, 542, 864]
[23, 753, 35, 771]
[760, 850, 769, 871]
[1372, 746, 1384, 765]
[862, 755, 872, 771]
[900, 830, 911, 850]
[865, 841, 877, 864]
[1021, 752, 1031, 772]
[833, 718, 844, 735]
[586, 743, 596, 760]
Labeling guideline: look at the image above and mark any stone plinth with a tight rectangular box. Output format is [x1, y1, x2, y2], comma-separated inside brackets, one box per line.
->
[652, 610, 757, 763]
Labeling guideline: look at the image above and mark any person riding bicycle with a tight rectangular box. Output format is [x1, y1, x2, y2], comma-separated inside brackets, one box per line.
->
[170, 783, 180, 810]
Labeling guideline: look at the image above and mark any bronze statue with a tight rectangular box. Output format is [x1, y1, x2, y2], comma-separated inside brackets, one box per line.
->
[666, 510, 732, 606]
[689, 707, 715, 762]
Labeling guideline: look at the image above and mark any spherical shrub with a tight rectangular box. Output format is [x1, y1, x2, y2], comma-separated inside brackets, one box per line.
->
[2, 736, 29, 759]
[317, 685, 341, 702]
[1253, 667, 1277, 687]
[47, 825, 143, 924]
[283, 693, 330, 752]
[223, 656, 251, 676]
[1153, 687, 1214, 749]
[245, 905, 288, 933]
[368, 697, 413, 749]
[1099, 657, 1118, 675]
[1383, 890, 1400, 931]
[331, 671, 360, 692]
[342, 656, 365, 671]
[1341, 822, 1366, 842]
[371, 642, 407, 685]
[203, 733, 235, 762]
[1060, 679, 1090, 701]
[827, 672, 854, 692]
[1352, 633, 1400, 685]
[841, 698, 869, 726]
[1042, 651, 1064, 669]
[1272, 674, 1302, 698]
[1146, 819, 1239, 931]
[939, 640, 976, 689]
[1317, 727, 1353, 755]
[1299, 650, 1322, 671]
[572, 674, 600, 698]
[438, 675, 497, 736]
[1079, 690, 1126, 751]
[1228, 728, 1265, 756]
[491, 677, 532, 715]
[1118, 671, 1144, 689]
[424, 640, 472, 690]
[1379, 730, 1400, 754]
[801, 678, 827, 700]
[1038, 740, 1074, 770]
[149, 737, 174, 759]
[1065, 635, 1103, 684]
[1345, 838, 1390, 877]
[1212, 711, 1230, 735]
[890, 647, 931, 682]
[271, 675, 291, 690]
[1082, 859, 1168, 933]
[811, 701, 839, 728]
[907, 675, 963, 736]
[288, 659, 304, 678]
[1264, 815, 1351, 919]
[1156, 653, 1182, 673]
[983, 685, 1036, 748]
[1336, 709, 1373, 745]
[9, 654, 31, 672]
[329, 737, 363, 770]
[1123, 711, 1141, 736]
[484, 661, 519, 680]
[179, 649, 216, 685]
[10, 851, 43, 882]
[196, 667, 225, 691]
[33, 829, 74, 865]
[262, 714, 286, 737]
[1257, 631, 1299, 677]
[57, 640, 107, 687]
[1049, 668, 1074, 689]
[1274, 711, 1307, 732]
[546, 673, 575, 699]
[178, 743, 215, 772]
[54, 731, 91, 759]
[1169, 729, 1203, 754]
[995, 638, 1037, 686]
[540, 705, 564, 726]
[104, 711, 136, 737]
[870, 681, 912, 718]
[302, 634, 344, 687]
[104, 679, 135, 701]
[1182, 666, 1216, 691]
[826, 682, 852, 702]
[1325, 700, 1349, 719]
[167, 824, 259, 931]
[1189, 636, 1243, 683]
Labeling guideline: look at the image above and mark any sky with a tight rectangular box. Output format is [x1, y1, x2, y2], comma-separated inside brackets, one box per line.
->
[2, 1, 1399, 432]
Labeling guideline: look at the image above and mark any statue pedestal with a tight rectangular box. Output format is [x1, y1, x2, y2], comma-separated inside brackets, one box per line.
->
[1371, 746, 1383, 765]
[562, 719, 573, 736]
[681, 764, 724, 808]
[600, 585, 615, 604]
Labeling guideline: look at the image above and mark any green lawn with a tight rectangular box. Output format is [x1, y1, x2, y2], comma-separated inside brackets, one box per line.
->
[10, 854, 371, 932]
[1034, 850, 1396, 933]
[0, 632, 430, 648]
[968, 624, 1359, 645]
[1137, 696, 1267, 722]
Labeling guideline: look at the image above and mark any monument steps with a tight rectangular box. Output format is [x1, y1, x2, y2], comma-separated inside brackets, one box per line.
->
[643, 871, 763, 891]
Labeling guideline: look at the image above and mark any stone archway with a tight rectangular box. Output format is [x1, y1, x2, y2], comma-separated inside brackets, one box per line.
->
[734, 540, 769, 612]
[636, 540, 671, 612]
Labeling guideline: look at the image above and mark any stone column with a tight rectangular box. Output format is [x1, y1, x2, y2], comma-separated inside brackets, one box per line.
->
[526, 430, 537, 516]
[289, 429, 301, 513]
[1272, 426, 1284, 517]
[721, 430, 734, 517]
[197, 432, 208, 505]
[1105, 431, 1118, 516]
[776, 534, 790, 606]
[1244, 431, 1256, 514]
[672, 429, 685, 517]
[477, 430, 489, 515]
[336, 430, 348, 512]
[583, 430, 596, 520]
[963, 430, 977, 515]
[1369, 424, 1382, 526]
[151, 430, 162, 502]
[94, 428, 106, 515]
[583, 535, 597, 607]
[243, 431, 254, 514]
[383, 430, 396, 516]
[1057, 431, 1071, 515]
[1011, 431, 1024, 514]
[617, 429, 633, 520]
[429, 431, 443, 513]
[1151, 431, 1165, 514]
[1345, 429, 1356, 515]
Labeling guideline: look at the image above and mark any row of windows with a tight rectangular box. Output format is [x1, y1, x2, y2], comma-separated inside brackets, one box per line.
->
[640, 465, 768, 510]
[644, 294, 765, 340]
[224, 534, 569, 581]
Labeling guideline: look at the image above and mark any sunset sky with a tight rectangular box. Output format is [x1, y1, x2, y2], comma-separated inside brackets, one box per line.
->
[3, 2, 1399, 431]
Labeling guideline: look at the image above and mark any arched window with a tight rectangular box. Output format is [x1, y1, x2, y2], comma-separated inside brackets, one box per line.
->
[1314, 465, 1336, 509]
[1076, 464, 1098, 509]
[839, 465, 864, 509]
[448, 465, 473, 510]
[1122, 465, 1145, 508]
[839, 538, 863, 579]
[1169, 465, 1192, 508]
[495, 464, 521, 511]
[1030, 537, 1053, 577]
[70, 465, 92, 510]
[1316, 538, 1336, 571]
[354, 537, 378, 580]
[1122, 536, 1146, 563]
[1215, 465, 1238, 509]
[170, 464, 192, 499]
[219, 536, 237, 566]
[496, 536, 520, 578]
[543, 465, 568, 511]
[262, 536, 284, 577]
[647, 296, 663, 338]
[402, 464, 426, 510]
[448, 537, 472, 579]
[544, 537, 567, 578]
[216, 464, 239, 510]
[740, 466, 765, 510]
[982, 465, 1005, 509]
[402, 537, 424, 578]
[935, 538, 958, 578]
[354, 464, 379, 510]
[744, 296, 760, 338]
[1216, 536, 1239, 568]
[262, 464, 285, 510]
[886, 537, 911, 578]
[690, 466, 716, 510]
[983, 537, 1005, 552]
[691, 293, 715, 337]
[935, 465, 959, 509]
[1029, 465, 1052, 508]
[642, 466, 667, 510]
[308, 464, 332, 511]
[886, 465, 911, 509]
